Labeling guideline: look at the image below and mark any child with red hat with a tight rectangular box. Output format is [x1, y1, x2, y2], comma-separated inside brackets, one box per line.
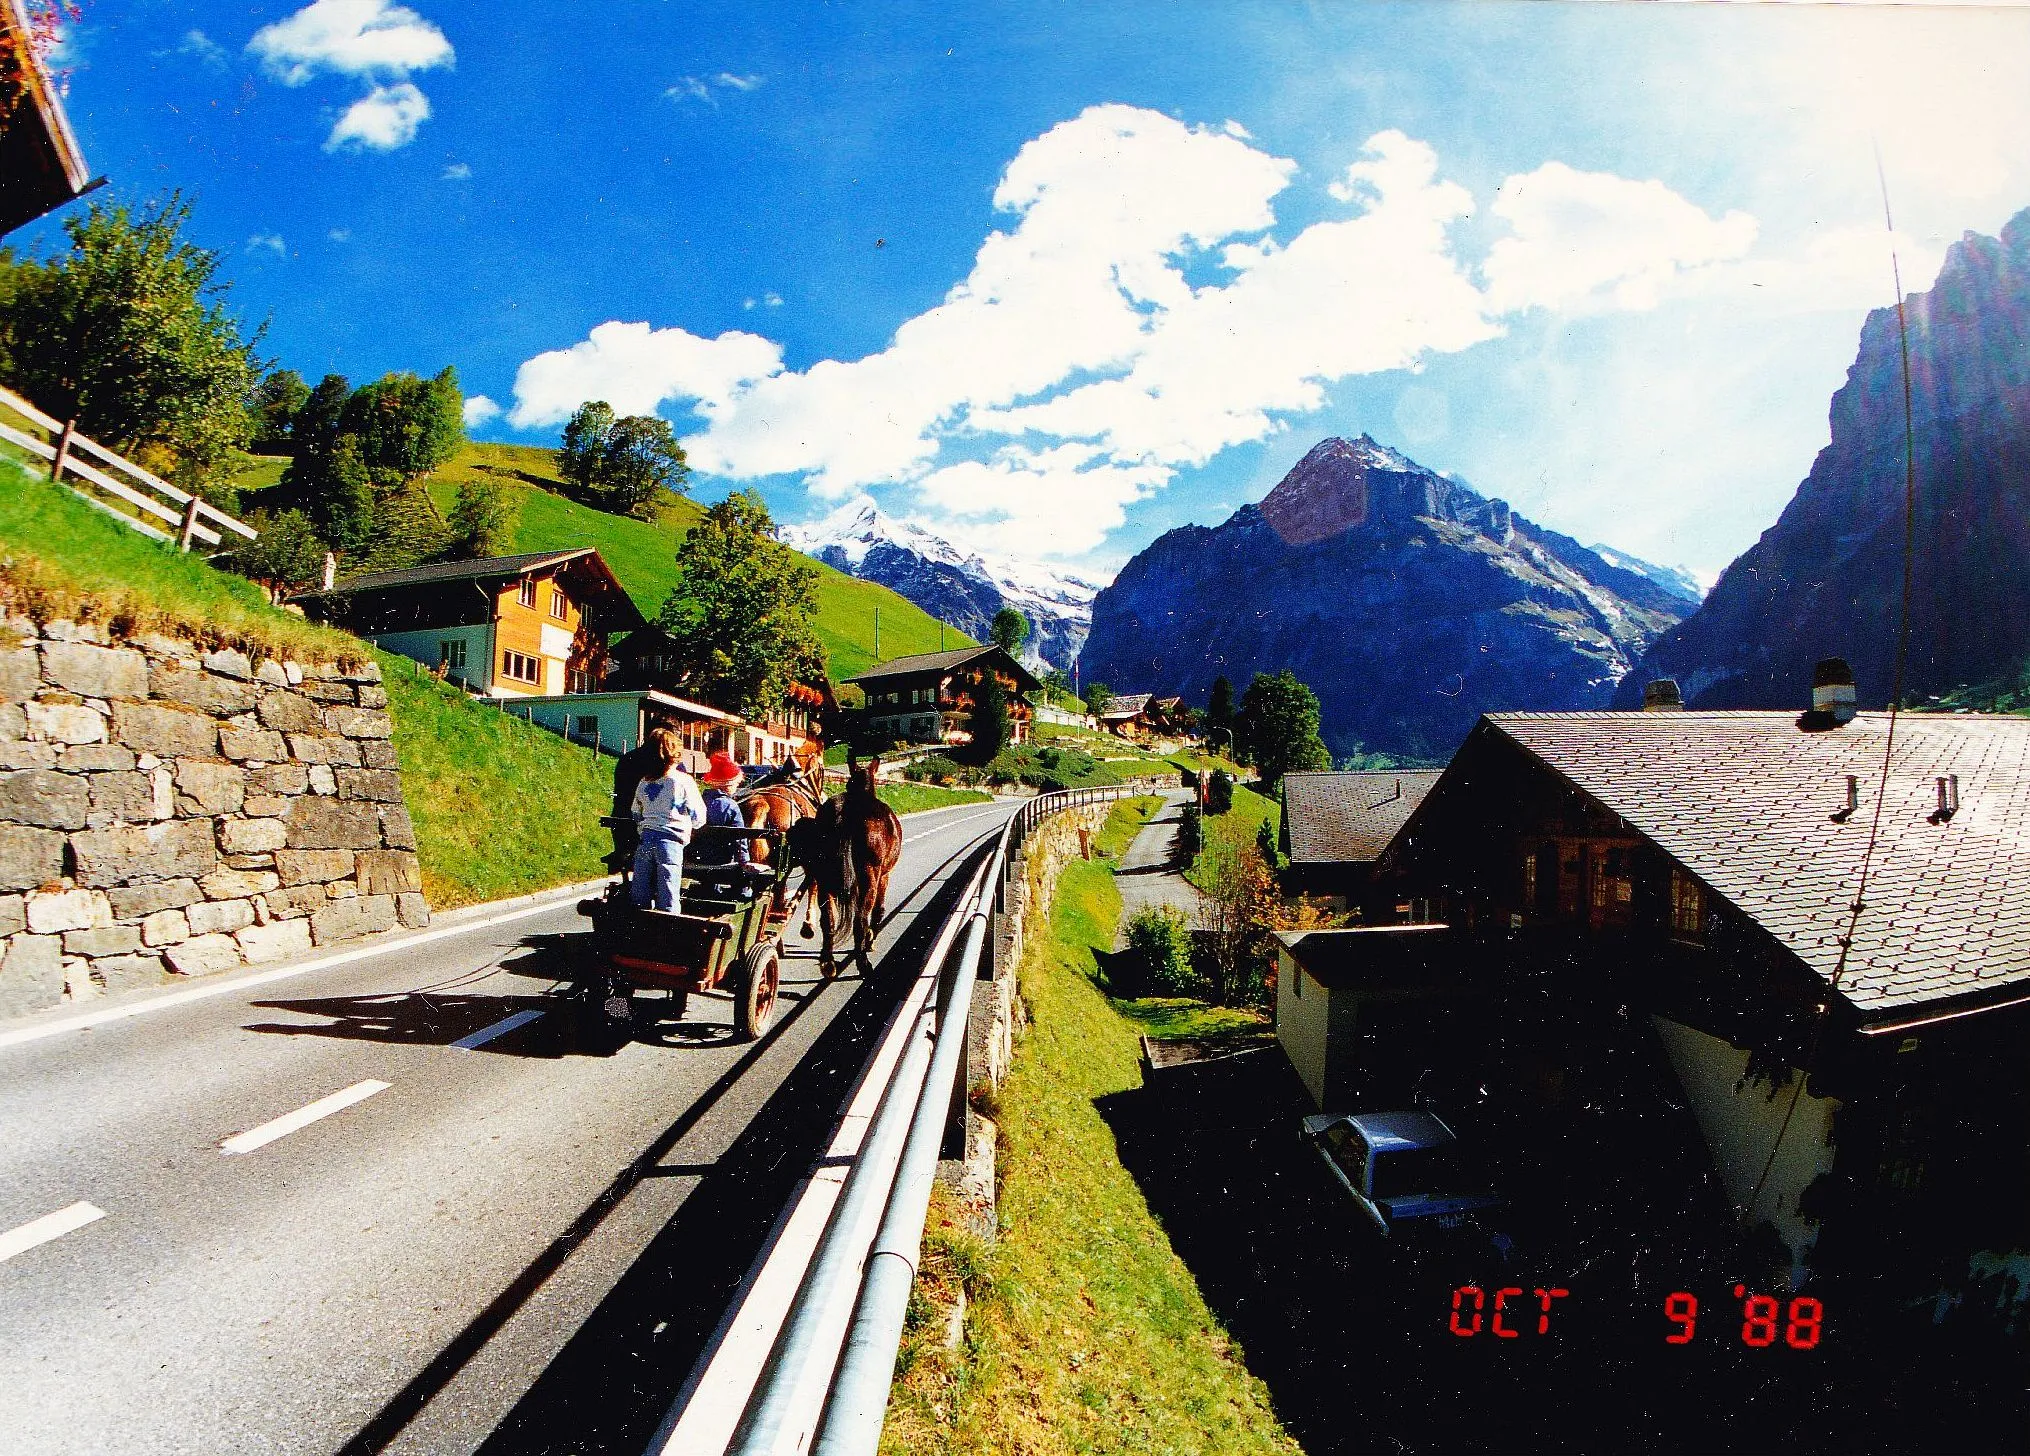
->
[693, 750, 751, 866]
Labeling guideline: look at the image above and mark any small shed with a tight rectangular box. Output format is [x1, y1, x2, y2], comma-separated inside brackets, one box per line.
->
[1275, 925, 1463, 1110]
[1280, 770, 1442, 908]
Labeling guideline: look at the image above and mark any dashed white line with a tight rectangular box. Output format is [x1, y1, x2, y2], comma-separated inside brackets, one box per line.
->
[0, 1202, 106, 1266]
[901, 807, 1012, 845]
[452, 1008, 545, 1050]
[221, 1079, 390, 1156]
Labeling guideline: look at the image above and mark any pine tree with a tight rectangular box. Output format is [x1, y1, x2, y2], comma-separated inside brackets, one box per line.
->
[964, 667, 1010, 766]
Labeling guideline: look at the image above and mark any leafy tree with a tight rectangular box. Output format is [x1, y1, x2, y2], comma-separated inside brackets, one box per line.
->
[286, 374, 351, 475]
[248, 368, 309, 452]
[1085, 682, 1113, 717]
[0, 195, 262, 495]
[447, 476, 518, 558]
[989, 606, 1029, 654]
[227, 508, 326, 594]
[963, 666, 1011, 765]
[597, 414, 688, 518]
[1206, 674, 1235, 748]
[656, 490, 824, 717]
[321, 436, 377, 555]
[1236, 670, 1331, 787]
[558, 400, 614, 492]
[340, 367, 464, 487]
[1125, 905, 1198, 996]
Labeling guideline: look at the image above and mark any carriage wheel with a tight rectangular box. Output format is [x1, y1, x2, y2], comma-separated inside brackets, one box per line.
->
[734, 940, 782, 1041]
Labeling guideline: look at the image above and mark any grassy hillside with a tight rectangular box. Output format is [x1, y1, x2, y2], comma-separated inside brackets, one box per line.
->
[0, 459, 614, 909]
[415, 442, 968, 681]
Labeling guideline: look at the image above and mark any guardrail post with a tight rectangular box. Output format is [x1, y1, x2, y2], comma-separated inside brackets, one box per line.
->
[49, 417, 74, 483]
[175, 494, 202, 552]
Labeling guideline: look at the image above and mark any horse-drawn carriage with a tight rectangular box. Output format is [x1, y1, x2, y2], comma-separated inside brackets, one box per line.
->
[576, 820, 804, 1042]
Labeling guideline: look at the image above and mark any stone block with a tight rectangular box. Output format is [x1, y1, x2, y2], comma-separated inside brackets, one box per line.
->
[41, 641, 148, 699]
[106, 879, 200, 918]
[27, 888, 112, 934]
[0, 646, 40, 702]
[147, 663, 254, 715]
[174, 759, 247, 816]
[0, 933, 65, 1015]
[0, 768, 90, 829]
[284, 661, 304, 686]
[62, 744, 137, 771]
[256, 660, 290, 688]
[308, 765, 336, 795]
[356, 849, 423, 897]
[199, 868, 280, 900]
[140, 908, 190, 946]
[0, 702, 24, 740]
[256, 692, 323, 733]
[355, 684, 389, 709]
[360, 740, 399, 770]
[25, 700, 106, 744]
[275, 848, 354, 885]
[220, 727, 287, 763]
[326, 879, 358, 899]
[0, 741, 58, 769]
[165, 934, 242, 976]
[72, 818, 218, 887]
[237, 919, 312, 964]
[396, 892, 431, 929]
[219, 817, 288, 854]
[133, 633, 197, 661]
[249, 763, 310, 795]
[310, 893, 397, 945]
[300, 679, 355, 704]
[63, 924, 141, 957]
[95, 953, 168, 991]
[326, 707, 395, 740]
[202, 648, 253, 680]
[244, 793, 290, 818]
[263, 884, 327, 919]
[41, 620, 107, 644]
[336, 768, 404, 804]
[286, 798, 380, 851]
[151, 769, 174, 821]
[90, 771, 162, 822]
[112, 701, 218, 758]
[0, 893, 23, 937]
[221, 854, 270, 870]
[379, 805, 417, 851]
[288, 733, 361, 766]
[186, 897, 257, 935]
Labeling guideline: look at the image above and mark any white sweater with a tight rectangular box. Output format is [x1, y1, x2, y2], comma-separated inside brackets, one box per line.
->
[632, 769, 708, 841]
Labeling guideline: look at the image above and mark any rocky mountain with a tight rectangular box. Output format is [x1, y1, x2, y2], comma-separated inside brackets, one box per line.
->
[1617, 206, 2030, 711]
[1588, 545, 1703, 610]
[1077, 436, 1694, 760]
[780, 501, 1103, 672]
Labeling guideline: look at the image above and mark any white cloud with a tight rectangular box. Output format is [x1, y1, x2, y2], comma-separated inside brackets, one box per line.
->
[442, 161, 471, 180]
[169, 29, 228, 68]
[325, 82, 430, 152]
[462, 395, 501, 428]
[505, 320, 784, 431]
[716, 72, 763, 91]
[508, 106, 1760, 558]
[248, 0, 452, 85]
[328, 227, 352, 242]
[667, 72, 765, 105]
[246, 233, 287, 257]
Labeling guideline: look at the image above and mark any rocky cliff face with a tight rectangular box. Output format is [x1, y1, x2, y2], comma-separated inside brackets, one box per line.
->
[1619, 206, 2030, 710]
[1079, 436, 1694, 761]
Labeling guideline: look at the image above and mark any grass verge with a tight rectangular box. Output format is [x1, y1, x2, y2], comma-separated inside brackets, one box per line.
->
[884, 795, 1300, 1455]
[1186, 783, 1280, 894]
[878, 781, 993, 815]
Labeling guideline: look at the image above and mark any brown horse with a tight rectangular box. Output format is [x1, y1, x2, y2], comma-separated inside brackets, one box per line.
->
[788, 752, 901, 977]
[739, 742, 826, 910]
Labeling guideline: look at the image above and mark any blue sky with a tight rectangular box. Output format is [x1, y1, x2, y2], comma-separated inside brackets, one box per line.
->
[23, 0, 2030, 582]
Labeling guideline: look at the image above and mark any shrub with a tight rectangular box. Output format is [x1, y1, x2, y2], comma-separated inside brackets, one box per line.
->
[1178, 803, 1203, 860]
[1125, 905, 1198, 996]
[905, 752, 973, 786]
[1206, 769, 1235, 815]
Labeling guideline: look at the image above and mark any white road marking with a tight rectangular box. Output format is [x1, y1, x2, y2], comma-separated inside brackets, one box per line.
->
[901, 807, 1012, 845]
[0, 1202, 106, 1266]
[221, 1079, 390, 1156]
[452, 1008, 545, 1050]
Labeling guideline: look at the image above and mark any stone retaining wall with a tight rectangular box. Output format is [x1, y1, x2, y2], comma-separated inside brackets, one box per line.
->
[0, 620, 427, 1016]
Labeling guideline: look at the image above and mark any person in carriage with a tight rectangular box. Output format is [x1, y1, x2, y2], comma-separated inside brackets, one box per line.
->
[629, 727, 707, 912]
[692, 750, 752, 866]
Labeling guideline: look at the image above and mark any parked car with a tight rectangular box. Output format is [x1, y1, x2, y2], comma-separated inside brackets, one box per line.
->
[1300, 1109, 1504, 1239]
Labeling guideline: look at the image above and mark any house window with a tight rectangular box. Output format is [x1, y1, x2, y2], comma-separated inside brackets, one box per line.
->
[566, 667, 593, 694]
[1589, 845, 1634, 928]
[517, 577, 536, 608]
[573, 714, 599, 737]
[1521, 850, 1536, 909]
[550, 586, 570, 620]
[1670, 868, 1704, 941]
[501, 650, 540, 684]
[438, 639, 466, 669]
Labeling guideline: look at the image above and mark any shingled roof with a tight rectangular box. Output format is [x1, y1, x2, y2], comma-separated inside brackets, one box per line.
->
[308, 549, 600, 596]
[1483, 711, 2030, 1017]
[1098, 692, 1152, 720]
[848, 645, 1041, 694]
[1284, 770, 1444, 866]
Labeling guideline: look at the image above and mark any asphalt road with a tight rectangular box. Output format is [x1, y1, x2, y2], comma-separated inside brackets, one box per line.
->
[0, 798, 1018, 1456]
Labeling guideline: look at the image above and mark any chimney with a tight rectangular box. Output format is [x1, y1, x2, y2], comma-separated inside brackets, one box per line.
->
[1811, 658, 1857, 725]
[320, 551, 337, 592]
[1642, 679, 1685, 712]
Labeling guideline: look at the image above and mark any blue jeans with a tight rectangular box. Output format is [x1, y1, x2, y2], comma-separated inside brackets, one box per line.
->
[631, 830, 685, 912]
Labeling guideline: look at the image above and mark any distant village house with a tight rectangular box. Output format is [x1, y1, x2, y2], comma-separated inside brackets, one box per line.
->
[850, 645, 1040, 749]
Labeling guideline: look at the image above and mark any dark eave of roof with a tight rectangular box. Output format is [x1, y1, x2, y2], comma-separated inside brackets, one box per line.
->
[293, 548, 647, 630]
[1, 0, 92, 236]
[849, 644, 1041, 693]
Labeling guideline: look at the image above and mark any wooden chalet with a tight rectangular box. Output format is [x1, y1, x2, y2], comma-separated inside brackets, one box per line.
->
[1, 0, 92, 237]
[1278, 700, 2030, 1300]
[295, 549, 644, 699]
[604, 625, 829, 765]
[1278, 769, 1442, 907]
[1097, 692, 1154, 739]
[850, 645, 1040, 748]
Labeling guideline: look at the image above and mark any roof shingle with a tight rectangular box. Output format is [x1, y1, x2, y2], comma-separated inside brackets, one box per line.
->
[1284, 770, 1443, 866]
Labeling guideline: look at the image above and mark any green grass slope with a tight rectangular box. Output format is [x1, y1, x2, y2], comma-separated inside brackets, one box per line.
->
[418, 442, 968, 681]
[0, 459, 614, 909]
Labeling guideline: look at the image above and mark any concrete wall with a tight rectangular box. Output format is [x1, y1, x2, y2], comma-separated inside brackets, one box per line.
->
[369, 625, 491, 694]
[0, 619, 428, 1017]
[1652, 1015, 1839, 1270]
[1275, 946, 1333, 1108]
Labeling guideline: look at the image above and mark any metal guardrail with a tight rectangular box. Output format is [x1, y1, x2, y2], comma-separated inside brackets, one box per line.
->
[0, 383, 258, 550]
[665, 779, 1172, 1456]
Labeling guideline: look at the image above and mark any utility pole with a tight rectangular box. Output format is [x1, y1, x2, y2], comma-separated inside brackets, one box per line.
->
[874, 606, 881, 661]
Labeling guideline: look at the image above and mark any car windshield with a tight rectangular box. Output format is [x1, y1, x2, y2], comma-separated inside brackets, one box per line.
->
[1370, 1144, 1469, 1201]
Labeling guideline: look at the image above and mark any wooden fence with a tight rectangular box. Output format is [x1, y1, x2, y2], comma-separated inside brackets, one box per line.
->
[0, 384, 258, 551]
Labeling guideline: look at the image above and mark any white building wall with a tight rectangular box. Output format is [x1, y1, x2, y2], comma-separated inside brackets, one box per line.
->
[367, 625, 491, 692]
[516, 694, 647, 758]
[1652, 1015, 1840, 1270]
[1276, 946, 1332, 1109]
